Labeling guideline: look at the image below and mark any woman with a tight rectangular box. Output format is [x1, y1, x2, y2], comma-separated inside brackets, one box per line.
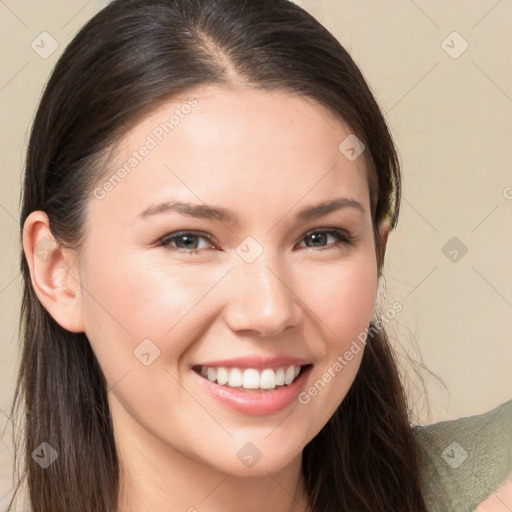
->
[6, 0, 510, 511]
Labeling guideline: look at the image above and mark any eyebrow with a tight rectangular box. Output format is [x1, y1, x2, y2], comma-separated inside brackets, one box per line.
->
[136, 196, 366, 224]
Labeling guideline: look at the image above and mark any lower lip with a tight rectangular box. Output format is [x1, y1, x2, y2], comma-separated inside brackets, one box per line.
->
[194, 366, 313, 416]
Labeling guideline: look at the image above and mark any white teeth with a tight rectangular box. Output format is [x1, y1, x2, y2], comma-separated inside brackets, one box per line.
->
[198, 364, 303, 390]
[284, 366, 296, 385]
[260, 369, 277, 389]
[228, 368, 243, 387]
[242, 369, 260, 389]
[207, 367, 217, 382]
[216, 367, 229, 386]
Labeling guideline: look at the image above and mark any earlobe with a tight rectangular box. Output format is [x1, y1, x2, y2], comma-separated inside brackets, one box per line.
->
[22, 211, 85, 333]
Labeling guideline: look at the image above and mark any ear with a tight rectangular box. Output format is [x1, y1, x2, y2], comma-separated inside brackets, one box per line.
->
[378, 217, 390, 248]
[22, 211, 85, 333]
[376, 217, 390, 274]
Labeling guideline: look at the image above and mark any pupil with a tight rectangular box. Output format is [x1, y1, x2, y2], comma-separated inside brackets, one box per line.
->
[180, 235, 196, 248]
[309, 233, 326, 247]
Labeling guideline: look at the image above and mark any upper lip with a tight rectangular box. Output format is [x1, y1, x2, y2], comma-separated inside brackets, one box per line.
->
[193, 356, 312, 370]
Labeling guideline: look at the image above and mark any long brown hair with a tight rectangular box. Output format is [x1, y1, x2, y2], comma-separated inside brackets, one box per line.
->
[6, 0, 427, 510]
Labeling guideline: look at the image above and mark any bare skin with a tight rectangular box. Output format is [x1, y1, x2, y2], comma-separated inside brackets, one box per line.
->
[23, 85, 389, 512]
[475, 477, 512, 511]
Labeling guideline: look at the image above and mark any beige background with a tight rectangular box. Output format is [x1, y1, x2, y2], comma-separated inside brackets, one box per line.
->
[1, 0, 511, 506]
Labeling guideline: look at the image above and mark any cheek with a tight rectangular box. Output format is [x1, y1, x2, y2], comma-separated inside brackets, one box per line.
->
[291, 254, 378, 440]
[298, 254, 378, 346]
[79, 246, 220, 375]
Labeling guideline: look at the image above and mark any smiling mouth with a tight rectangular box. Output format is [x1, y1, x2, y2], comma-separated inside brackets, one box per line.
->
[192, 364, 312, 392]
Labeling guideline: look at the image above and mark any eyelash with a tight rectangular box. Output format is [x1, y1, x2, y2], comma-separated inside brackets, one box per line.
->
[156, 228, 356, 255]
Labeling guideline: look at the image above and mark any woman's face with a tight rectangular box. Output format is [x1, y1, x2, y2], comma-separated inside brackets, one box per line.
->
[77, 85, 382, 476]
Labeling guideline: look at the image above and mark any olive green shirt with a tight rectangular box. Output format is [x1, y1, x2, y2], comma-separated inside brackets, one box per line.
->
[413, 398, 512, 511]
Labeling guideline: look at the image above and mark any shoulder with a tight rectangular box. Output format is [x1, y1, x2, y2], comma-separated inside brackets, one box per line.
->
[412, 398, 512, 512]
[474, 476, 512, 512]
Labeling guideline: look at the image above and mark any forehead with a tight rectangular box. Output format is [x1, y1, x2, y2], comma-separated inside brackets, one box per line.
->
[90, 85, 371, 224]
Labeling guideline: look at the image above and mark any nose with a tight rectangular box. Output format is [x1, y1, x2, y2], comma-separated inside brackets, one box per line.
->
[222, 253, 301, 337]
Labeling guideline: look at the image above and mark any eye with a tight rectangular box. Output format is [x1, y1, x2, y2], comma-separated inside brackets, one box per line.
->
[298, 228, 356, 250]
[157, 227, 356, 255]
[158, 231, 215, 255]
